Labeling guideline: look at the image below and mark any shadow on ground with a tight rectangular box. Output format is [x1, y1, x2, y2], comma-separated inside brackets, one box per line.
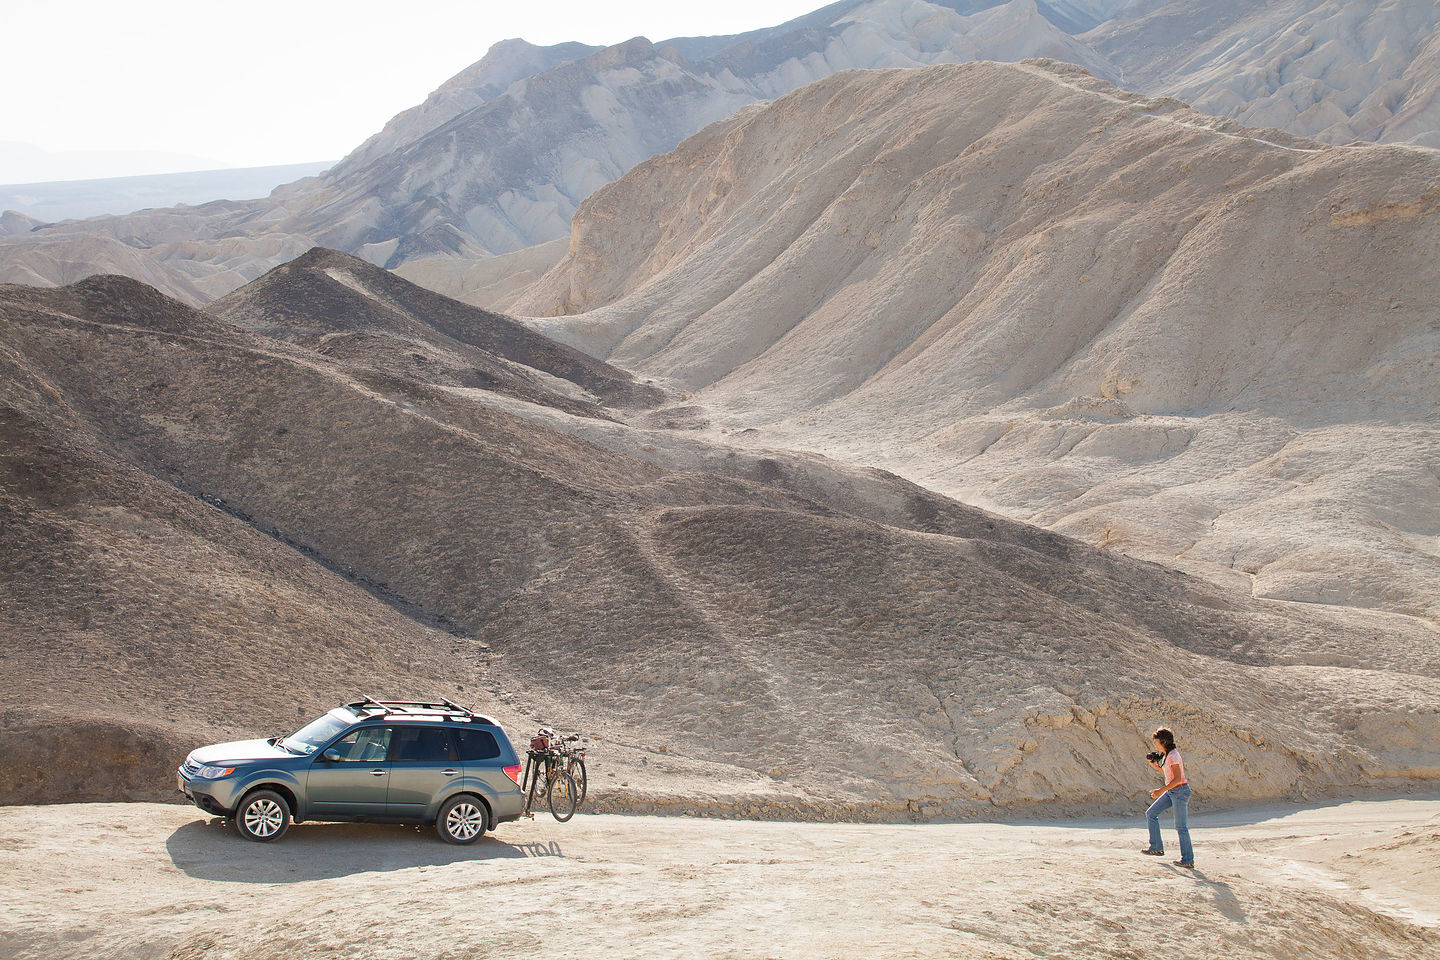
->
[166, 817, 563, 883]
[1177, 866, 1248, 923]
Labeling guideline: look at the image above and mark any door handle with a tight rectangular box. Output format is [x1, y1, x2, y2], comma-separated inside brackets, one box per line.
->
[441, 769, 458, 776]
[370, 769, 387, 777]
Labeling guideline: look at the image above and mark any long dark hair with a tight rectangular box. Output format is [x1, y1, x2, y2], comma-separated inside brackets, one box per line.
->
[1152, 727, 1177, 753]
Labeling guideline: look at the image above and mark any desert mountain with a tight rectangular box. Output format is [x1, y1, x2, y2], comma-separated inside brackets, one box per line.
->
[336, 38, 604, 174]
[395, 237, 569, 314]
[208, 247, 662, 415]
[0, 210, 44, 237]
[6, 0, 1439, 306]
[514, 59, 1440, 626]
[1091, 0, 1440, 147]
[0, 161, 334, 223]
[4, 263, 1437, 815]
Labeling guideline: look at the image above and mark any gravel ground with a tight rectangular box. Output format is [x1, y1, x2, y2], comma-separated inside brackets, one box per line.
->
[1, 798, 1436, 959]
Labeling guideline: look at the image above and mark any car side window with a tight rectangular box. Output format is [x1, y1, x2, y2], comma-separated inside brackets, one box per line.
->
[389, 725, 454, 763]
[453, 729, 501, 762]
[325, 726, 393, 762]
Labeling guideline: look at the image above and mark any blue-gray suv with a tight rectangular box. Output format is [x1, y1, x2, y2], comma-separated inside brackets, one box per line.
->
[177, 699, 526, 843]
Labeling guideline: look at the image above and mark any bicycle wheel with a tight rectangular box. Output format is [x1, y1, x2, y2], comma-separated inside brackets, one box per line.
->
[548, 771, 578, 822]
[567, 756, 588, 807]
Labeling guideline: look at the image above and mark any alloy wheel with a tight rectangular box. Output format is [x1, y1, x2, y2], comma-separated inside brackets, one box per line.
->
[446, 802, 484, 841]
[244, 798, 285, 838]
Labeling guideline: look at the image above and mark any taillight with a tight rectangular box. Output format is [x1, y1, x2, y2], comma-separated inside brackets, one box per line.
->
[503, 764, 522, 784]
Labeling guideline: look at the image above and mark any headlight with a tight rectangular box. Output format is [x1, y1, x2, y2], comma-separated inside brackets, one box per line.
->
[195, 764, 236, 779]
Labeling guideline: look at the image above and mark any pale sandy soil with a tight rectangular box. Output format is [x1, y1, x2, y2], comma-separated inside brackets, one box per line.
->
[1, 799, 1436, 959]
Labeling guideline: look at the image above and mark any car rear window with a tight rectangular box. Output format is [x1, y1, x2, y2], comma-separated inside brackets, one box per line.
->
[453, 729, 501, 762]
[390, 726, 453, 762]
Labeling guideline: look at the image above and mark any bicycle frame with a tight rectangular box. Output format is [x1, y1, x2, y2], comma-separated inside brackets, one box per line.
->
[520, 748, 564, 817]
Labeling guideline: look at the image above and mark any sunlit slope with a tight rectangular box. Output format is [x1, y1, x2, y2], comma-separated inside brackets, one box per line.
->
[515, 60, 1440, 620]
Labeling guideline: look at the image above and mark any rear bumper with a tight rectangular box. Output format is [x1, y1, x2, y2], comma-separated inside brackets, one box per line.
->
[490, 787, 526, 822]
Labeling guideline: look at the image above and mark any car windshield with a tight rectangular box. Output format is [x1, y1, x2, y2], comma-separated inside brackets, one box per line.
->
[281, 710, 355, 755]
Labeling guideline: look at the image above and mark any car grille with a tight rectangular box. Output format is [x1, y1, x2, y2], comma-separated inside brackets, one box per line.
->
[181, 756, 201, 778]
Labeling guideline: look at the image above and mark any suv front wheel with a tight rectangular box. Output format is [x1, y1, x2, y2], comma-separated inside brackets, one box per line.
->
[437, 795, 487, 844]
[234, 789, 291, 842]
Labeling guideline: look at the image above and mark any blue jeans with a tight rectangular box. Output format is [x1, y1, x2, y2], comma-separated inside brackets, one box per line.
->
[1146, 783, 1193, 863]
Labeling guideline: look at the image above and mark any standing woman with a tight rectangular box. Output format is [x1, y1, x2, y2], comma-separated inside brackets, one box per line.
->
[1141, 727, 1194, 868]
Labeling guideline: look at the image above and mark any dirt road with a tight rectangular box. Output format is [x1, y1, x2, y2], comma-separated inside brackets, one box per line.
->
[2, 799, 1437, 959]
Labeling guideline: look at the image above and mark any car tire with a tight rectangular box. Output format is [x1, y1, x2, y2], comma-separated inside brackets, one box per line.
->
[234, 789, 291, 842]
[437, 795, 487, 845]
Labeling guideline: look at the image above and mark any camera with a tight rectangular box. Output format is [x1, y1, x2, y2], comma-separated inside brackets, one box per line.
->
[1146, 751, 1164, 764]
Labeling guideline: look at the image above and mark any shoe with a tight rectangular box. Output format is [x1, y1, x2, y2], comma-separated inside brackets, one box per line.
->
[1140, 848, 1164, 856]
[1173, 860, 1194, 868]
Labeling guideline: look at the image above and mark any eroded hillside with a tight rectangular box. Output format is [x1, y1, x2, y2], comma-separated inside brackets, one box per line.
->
[3, 263, 1437, 816]
[515, 59, 1440, 624]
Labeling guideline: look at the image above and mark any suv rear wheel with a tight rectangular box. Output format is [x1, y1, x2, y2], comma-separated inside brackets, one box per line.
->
[234, 789, 291, 842]
[437, 795, 487, 844]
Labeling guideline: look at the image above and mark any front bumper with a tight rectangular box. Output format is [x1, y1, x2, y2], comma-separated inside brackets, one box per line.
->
[176, 767, 239, 816]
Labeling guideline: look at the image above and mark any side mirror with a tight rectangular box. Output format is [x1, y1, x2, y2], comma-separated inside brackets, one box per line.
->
[322, 749, 342, 763]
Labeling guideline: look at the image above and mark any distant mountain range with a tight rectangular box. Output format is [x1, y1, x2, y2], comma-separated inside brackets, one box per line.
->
[2, 0, 1437, 304]
[0, 140, 229, 184]
[0, 161, 334, 222]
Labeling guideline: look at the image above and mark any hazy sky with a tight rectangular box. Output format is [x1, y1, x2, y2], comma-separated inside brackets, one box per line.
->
[2, 0, 827, 182]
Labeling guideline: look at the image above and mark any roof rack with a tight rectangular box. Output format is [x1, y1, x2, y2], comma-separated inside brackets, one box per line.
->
[340, 698, 498, 725]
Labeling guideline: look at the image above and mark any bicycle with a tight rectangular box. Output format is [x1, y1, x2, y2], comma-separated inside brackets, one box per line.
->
[555, 733, 588, 807]
[520, 728, 578, 822]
